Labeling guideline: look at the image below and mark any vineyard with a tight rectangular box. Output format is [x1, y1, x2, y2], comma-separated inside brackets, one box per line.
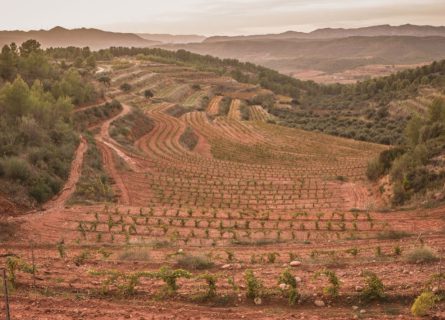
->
[2, 57, 445, 319]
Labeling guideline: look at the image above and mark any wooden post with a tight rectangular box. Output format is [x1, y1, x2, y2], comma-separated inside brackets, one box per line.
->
[1, 268, 10, 320]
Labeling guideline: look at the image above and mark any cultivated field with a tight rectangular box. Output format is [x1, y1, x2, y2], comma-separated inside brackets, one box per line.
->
[2, 58, 444, 319]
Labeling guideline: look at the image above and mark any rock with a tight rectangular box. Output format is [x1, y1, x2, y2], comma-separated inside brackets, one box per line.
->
[295, 276, 302, 283]
[221, 264, 231, 269]
[290, 260, 302, 267]
[254, 297, 262, 305]
[360, 309, 366, 314]
[355, 286, 363, 292]
[279, 283, 288, 290]
[352, 306, 359, 311]
[432, 286, 439, 293]
[314, 300, 325, 307]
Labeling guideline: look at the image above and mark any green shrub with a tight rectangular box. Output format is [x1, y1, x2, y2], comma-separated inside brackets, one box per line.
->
[278, 268, 300, 305]
[366, 159, 384, 181]
[154, 266, 191, 293]
[244, 269, 263, 300]
[176, 254, 214, 270]
[405, 247, 439, 264]
[314, 269, 340, 298]
[361, 271, 385, 301]
[411, 291, 437, 316]
[1, 157, 31, 182]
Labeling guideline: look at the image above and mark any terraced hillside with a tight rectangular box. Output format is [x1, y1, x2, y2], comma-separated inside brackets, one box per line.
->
[2, 58, 445, 319]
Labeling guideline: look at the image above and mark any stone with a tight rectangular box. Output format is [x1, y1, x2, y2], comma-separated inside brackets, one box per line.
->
[295, 276, 302, 283]
[290, 260, 302, 267]
[279, 283, 289, 290]
[254, 297, 262, 305]
[314, 300, 325, 307]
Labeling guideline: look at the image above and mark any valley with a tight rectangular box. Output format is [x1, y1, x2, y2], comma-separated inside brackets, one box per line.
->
[1, 54, 444, 319]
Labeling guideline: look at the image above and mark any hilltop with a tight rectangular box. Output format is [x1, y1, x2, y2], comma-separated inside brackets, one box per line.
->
[0, 26, 157, 50]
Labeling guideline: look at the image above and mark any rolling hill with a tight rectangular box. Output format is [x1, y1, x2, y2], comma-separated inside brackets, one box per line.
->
[137, 33, 206, 44]
[0, 26, 157, 50]
[162, 35, 445, 82]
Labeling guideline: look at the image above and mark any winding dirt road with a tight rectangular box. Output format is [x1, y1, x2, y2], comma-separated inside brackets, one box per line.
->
[43, 135, 88, 211]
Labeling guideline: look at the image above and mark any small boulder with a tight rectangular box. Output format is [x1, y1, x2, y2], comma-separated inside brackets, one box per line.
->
[290, 260, 302, 267]
[314, 300, 325, 307]
[279, 283, 288, 290]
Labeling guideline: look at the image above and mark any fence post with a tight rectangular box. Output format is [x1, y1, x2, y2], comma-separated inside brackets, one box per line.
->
[1, 268, 10, 320]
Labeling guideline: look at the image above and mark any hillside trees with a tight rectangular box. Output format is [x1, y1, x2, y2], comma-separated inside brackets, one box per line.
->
[368, 98, 445, 205]
[0, 40, 98, 206]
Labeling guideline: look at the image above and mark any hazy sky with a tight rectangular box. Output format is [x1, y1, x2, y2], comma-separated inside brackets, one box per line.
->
[1, 0, 444, 35]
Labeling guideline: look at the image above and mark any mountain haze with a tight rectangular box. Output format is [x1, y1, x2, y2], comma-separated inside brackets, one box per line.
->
[0, 26, 157, 50]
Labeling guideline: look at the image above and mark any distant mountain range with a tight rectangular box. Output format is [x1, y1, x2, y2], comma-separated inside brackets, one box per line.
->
[204, 24, 445, 42]
[1, 24, 445, 82]
[0, 27, 157, 50]
[137, 33, 206, 44]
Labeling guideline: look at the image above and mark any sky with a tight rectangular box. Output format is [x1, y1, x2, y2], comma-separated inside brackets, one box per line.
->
[1, 0, 444, 35]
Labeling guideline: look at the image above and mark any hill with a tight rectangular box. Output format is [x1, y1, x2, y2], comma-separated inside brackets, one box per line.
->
[1, 50, 445, 320]
[0, 26, 156, 50]
[205, 24, 445, 42]
[137, 33, 206, 44]
[161, 36, 445, 79]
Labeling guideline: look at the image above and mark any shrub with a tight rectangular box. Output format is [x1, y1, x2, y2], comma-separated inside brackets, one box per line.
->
[154, 266, 191, 293]
[74, 250, 90, 266]
[6, 256, 34, 288]
[411, 291, 437, 316]
[278, 268, 300, 305]
[144, 89, 154, 98]
[196, 272, 218, 299]
[366, 159, 384, 181]
[179, 127, 199, 151]
[118, 247, 151, 261]
[405, 247, 439, 264]
[244, 269, 263, 300]
[361, 271, 385, 301]
[176, 254, 214, 270]
[377, 230, 411, 240]
[120, 83, 132, 92]
[1, 157, 31, 182]
[314, 269, 340, 298]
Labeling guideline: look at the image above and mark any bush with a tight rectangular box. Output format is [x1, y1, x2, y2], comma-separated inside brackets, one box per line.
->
[278, 268, 300, 305]
[411, 291, 438, 316]
[361, 271, 385, 301]
[366, 159, 384, 181]
[120, 83, 132, 92]
[377, 230, 411, 240]
[176, 254, 214, 270]
[1, 157, 31, 182]
[118, 247, 151, 261]
[244, 269, 263, 300]
[405, 247, 439, 264]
